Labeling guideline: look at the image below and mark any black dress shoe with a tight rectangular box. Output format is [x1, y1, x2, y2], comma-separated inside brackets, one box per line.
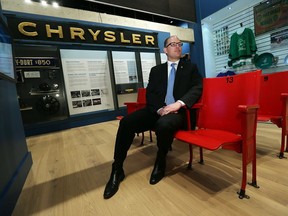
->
[103, 169, 125, 199]
[150, 158, 166, 185]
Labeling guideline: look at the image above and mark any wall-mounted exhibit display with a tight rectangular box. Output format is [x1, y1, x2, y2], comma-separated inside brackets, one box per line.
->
[111, 51, 150, 107]
[228, 26, 257, 68]
[140, 52, 157, 87]
[254, 0, 288, 36]
[0, 18, 15, 81]
[60, 49, 114, 116]
[15, 45, 68, 124]
[270, 28, 288, 49]
[202, 0, 288, 76]
[214, 26, 229, 56]
[112, 51, 138, 85]
[254, 52, 275, 69]
[4, 12, 161, 133]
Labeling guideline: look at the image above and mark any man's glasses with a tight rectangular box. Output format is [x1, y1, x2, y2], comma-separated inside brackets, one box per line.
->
[166, 42, 183, 48]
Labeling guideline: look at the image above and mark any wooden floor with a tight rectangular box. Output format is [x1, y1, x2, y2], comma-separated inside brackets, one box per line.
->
[12, 121, 288, 216]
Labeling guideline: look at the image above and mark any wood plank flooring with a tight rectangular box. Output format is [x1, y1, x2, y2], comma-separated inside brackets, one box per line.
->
[12, 121, 288, 216]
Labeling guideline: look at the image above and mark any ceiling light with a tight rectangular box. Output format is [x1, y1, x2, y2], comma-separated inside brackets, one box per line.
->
[52, 2, 59, 8]
[24, 0, 32, 3]
[41, 0, 47, 6]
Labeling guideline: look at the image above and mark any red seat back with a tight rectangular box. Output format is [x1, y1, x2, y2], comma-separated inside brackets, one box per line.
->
[258, 71, 288, 117]
[137, 88, 146, 103]
[197, 70, 261, 134]
[125, 88, 146, 114]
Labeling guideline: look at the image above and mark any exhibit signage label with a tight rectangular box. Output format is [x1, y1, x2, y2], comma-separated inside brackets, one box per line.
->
[15, 57, 58, 68]
[7, 17, 158, 48]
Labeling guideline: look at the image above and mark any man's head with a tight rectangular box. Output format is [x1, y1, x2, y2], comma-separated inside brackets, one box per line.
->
[163, 35, 183, 62]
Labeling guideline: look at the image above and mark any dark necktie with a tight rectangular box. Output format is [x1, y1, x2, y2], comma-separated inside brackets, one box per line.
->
[165, 63, 176, 105]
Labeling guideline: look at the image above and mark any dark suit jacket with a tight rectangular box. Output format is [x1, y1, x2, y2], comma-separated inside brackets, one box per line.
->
[146, 59, 203, 113]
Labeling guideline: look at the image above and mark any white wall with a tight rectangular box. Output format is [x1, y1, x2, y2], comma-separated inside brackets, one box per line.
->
[202, 23, 216, 78]
[202, 0, 288, 77]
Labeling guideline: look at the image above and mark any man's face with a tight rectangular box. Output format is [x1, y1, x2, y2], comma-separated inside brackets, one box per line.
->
[164, 36, 182, 61]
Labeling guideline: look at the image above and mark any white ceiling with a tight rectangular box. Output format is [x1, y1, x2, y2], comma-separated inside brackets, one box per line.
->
[201, 0, 264, 25]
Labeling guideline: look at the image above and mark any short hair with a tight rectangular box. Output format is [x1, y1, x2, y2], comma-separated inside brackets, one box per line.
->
[163, 35, 179, 47]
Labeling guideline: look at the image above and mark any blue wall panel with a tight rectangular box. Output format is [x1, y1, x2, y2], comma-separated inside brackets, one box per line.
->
[0, 80, 32, 216]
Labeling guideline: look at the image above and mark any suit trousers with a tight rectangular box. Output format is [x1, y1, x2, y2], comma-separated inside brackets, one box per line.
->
[113, 107, 186, 169]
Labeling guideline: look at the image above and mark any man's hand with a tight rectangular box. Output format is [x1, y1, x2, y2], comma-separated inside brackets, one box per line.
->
[159, 101, 182, 116]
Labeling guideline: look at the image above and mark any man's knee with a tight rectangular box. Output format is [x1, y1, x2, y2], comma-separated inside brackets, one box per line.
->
[119, 113, 145, 132]
[119, 115, 133, 128]
[155, 115, 184, 134]
[154, 119, 174, 134]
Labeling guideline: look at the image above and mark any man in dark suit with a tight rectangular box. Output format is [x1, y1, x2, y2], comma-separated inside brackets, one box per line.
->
[104, 35, 203, 199]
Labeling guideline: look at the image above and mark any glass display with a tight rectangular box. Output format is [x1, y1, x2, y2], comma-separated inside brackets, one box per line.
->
[0, 18, 15, 81]
[140, 52, 157, 87]
[60, 49, 115, 115]
[112, 51, 138, 84]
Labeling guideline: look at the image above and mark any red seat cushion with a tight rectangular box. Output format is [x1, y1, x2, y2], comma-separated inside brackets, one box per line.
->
[175, 129, 242, 151]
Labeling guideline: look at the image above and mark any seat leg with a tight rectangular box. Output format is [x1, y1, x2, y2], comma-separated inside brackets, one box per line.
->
[199, 147, 204, 164]
[278, 129, 286, 158]
[149, 130, 153, 142]
[285, 134, 288, 152]
[140, 132, 144, 145]
[247, 152, 259, 189]
[238, 158, 249, 199]
[187, 145, 193, 170]
[237, 189, 249, 199]
[278, 152, 285, 159]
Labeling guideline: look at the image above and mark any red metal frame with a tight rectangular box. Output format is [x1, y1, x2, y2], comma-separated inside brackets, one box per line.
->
[258, 71, 288, 158]
[175, 70, 262, 199]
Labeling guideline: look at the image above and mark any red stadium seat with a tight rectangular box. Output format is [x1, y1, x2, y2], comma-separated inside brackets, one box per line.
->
[258, 71, 288, 158]
[174, 70, 262, 199]
[124, 88, 147, 114]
